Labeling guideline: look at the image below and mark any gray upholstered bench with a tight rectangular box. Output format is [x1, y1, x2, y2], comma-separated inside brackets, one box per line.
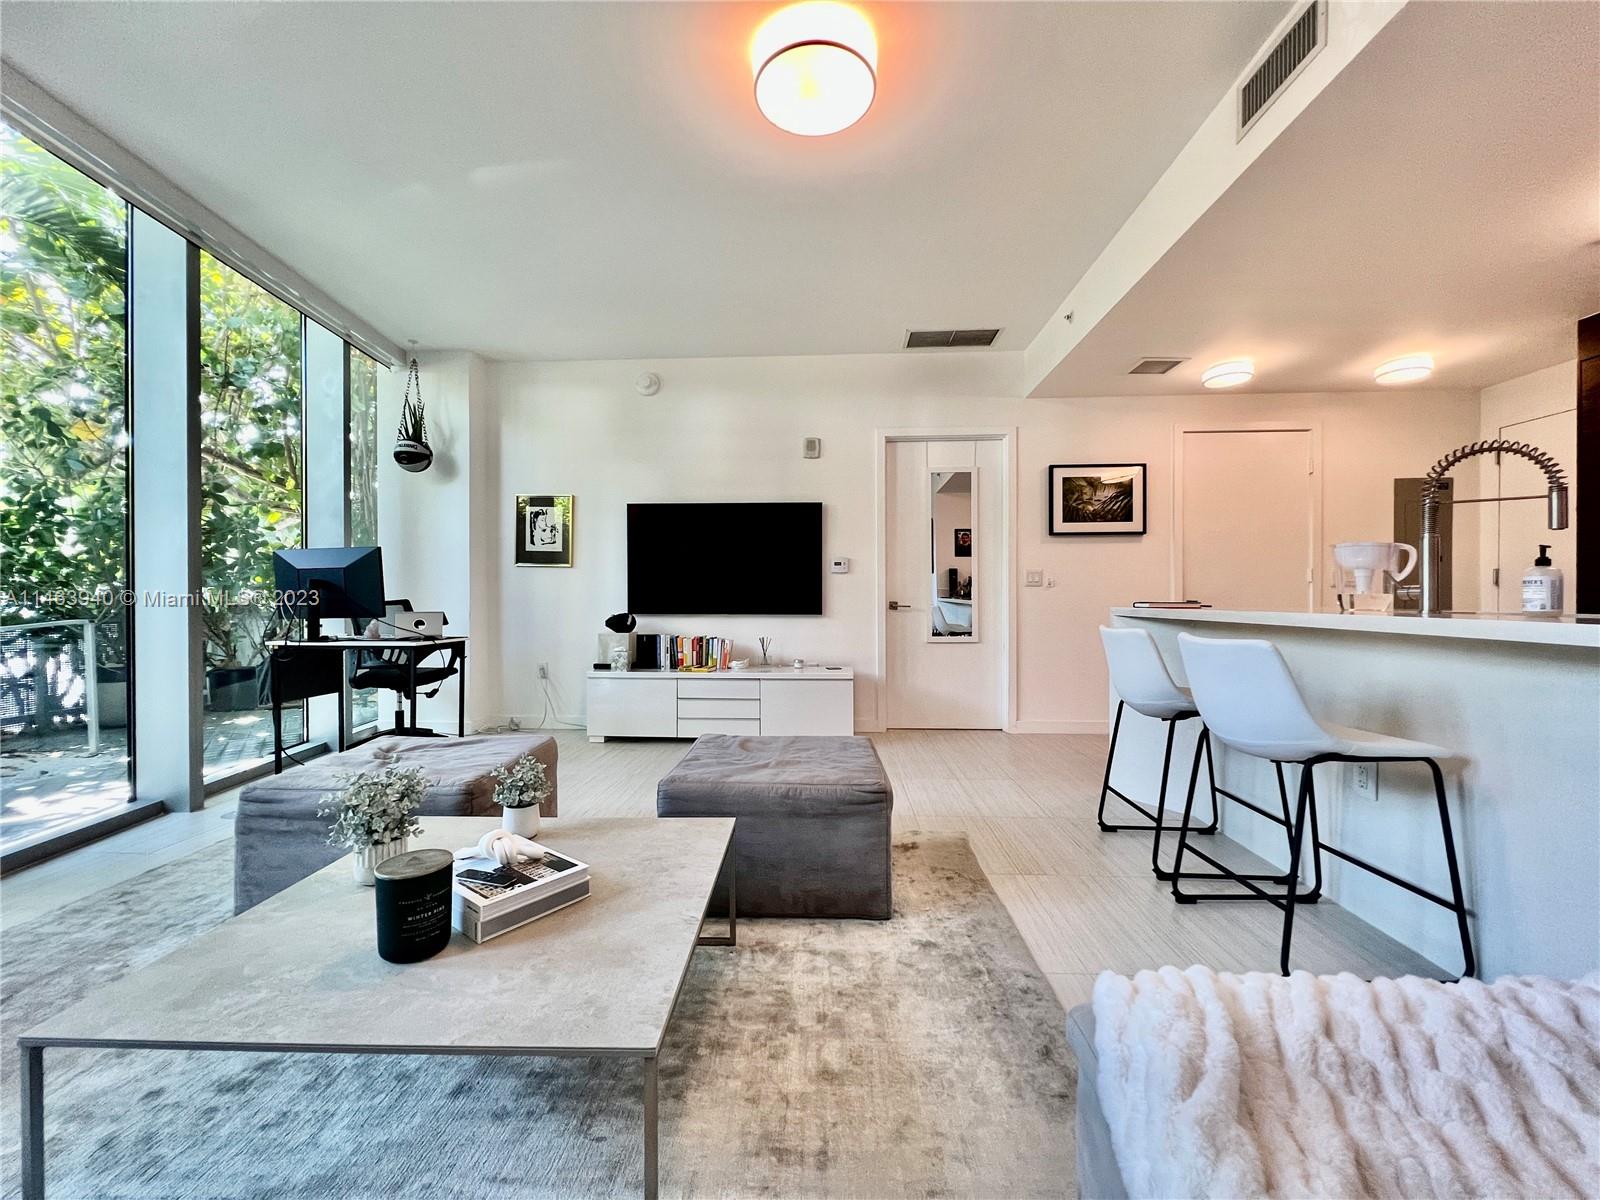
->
[234, 734, 557, 914]
[656, 735, 892, 919]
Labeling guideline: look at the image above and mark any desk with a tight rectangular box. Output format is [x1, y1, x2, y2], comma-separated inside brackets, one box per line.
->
[265, 636, 468, 773]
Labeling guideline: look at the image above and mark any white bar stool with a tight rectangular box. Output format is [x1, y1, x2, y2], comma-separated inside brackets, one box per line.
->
[1098, 627, 1291, 883]
[1173, 632, 1476, 978]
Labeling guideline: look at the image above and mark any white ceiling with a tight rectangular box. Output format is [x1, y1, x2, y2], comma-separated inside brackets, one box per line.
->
[1030, 0, 1600, 396]
[1, 1, 1290, 361]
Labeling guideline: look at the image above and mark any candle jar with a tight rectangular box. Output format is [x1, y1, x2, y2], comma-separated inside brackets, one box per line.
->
[374, 848, 455, 964]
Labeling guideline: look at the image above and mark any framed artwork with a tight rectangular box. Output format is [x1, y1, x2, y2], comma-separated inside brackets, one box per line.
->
[953, 528, 972, 558]
[1048, 464, 1146, 535]
[514, 495, 574, 566]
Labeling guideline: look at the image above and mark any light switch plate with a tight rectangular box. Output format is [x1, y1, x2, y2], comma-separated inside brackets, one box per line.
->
[1025, 569, 1044, 587]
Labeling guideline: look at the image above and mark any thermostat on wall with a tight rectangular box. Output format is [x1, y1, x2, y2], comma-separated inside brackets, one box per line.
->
[830, 558, 849, 574]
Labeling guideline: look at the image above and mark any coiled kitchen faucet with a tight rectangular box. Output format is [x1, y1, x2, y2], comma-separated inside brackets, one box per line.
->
[1419, 439, 1569, 615]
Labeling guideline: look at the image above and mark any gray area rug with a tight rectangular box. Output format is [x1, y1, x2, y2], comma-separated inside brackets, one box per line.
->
[1, 833, 1073, 1198]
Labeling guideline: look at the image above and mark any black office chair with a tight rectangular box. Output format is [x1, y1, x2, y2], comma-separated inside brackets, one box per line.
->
[349, 599, 461, 735]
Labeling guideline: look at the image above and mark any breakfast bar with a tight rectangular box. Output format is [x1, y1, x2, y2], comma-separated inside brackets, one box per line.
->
[1107, 608, 1600, 979]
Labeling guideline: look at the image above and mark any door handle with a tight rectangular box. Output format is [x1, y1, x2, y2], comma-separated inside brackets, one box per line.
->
[887, 601, 916, 611]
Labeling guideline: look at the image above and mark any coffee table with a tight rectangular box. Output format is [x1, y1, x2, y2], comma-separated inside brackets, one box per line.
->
[18, 816, 736, 1199]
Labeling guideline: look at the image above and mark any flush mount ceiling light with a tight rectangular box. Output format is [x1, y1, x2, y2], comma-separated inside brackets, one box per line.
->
[752, 2, 877, 136]
[1201, 359, 1254, 388]
[1374, 353, 1434, 385]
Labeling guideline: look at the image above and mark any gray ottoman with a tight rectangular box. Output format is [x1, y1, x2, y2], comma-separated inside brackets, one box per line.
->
[656, 735, 892, 919]
[1067, 1003, 1128, 1199]
[234, 734, 558, 914]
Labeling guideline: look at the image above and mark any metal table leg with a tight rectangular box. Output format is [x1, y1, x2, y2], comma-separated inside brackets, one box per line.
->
[271, 655, 283, 775]
[643, 1055, 658, 1200]
[21, 1042, 43, 1200]
[697, 841, 737, 947]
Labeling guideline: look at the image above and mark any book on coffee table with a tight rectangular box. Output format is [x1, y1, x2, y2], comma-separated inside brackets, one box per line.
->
[453, 842, 591, 943]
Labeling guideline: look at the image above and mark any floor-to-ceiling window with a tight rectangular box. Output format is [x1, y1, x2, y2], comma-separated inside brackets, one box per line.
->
[348, 347, 381, 731]
[198, 253, 304, 781]
[0, 125, 134, 851]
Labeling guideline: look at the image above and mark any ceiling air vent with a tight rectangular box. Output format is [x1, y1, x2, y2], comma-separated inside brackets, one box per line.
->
[1129, 357, 1187, 375]
[1238, 0, 1326, 138]
[905, 328, 1002, 349]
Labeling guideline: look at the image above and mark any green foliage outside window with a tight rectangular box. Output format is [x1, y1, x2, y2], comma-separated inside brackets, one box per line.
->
[198, 253, 302, 669]
[1, 126, 309, 673]
[0, 126, 129, 666]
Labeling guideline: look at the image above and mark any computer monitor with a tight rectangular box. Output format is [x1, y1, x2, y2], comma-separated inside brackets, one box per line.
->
[272, 546, 385, 640]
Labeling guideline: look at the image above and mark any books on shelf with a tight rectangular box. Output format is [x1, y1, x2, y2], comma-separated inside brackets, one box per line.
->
[452, 842, 590, 943]
[636, 632, 733, 671]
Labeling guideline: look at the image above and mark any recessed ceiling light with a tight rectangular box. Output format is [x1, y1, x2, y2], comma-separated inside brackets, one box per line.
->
[752, 2, 877, 137]
[1201, 359, 1254, 388]
[1374, 354, 1434, 385]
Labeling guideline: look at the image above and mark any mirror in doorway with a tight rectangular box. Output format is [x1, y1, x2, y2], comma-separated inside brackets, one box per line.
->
[930, 470, 975, 638]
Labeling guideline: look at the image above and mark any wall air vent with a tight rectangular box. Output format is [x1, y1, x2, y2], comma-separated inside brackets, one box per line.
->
[1128, 358, 1187, 375]
[1238, 0, 1326, 138]
[905, 328, 1002, 349]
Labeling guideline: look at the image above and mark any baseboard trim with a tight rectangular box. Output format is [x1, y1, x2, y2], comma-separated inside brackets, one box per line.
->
[1007, 720, 1109, 736]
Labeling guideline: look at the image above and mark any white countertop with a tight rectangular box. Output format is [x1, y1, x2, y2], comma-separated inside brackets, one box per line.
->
[587, 666, 854, 680]
[1110, 607, 1600, 648]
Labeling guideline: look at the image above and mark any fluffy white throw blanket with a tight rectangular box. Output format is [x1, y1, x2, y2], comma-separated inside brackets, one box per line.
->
[1093, 967, 1600, 1199]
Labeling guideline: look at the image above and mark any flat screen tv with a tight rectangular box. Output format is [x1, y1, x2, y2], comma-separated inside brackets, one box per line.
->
[627, 502, 823, 615]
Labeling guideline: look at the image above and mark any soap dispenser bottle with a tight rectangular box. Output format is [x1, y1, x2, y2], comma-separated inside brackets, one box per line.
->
[1521, 544, 1564, 614]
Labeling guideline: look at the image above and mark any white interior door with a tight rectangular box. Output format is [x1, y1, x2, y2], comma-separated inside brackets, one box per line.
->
[885, 438, 1004, 728]
[1492, 409, 1577, 613]
[1180, 429, 1316, 611]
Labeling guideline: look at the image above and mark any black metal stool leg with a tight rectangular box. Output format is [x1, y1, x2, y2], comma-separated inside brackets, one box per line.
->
[1278, 763, 1314, 976]
[1200, 730, 1221, 834]
[1148, 719, 1179, 879]
[1095, 701, 1126, 831]
[1167, 729, 1206, 893]
[1426, 758, 1476, 978]
[1303, 769, 1325, 902]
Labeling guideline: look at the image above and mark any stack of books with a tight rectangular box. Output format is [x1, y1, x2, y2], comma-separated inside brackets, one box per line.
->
[452, 843, 591, 943]
[668, 634, 731, 671]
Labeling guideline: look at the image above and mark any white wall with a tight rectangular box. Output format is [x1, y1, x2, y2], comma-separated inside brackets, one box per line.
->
[416, 352, 1480, 733]
[376, 351, 496, 732]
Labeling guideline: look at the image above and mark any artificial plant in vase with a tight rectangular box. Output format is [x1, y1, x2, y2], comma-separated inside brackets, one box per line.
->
[319, 766, 429, 885]
[491, 754, 551, 838]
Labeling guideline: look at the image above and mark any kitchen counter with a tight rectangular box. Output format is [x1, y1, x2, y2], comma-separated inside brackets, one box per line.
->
[1109, 607, 1599, 979]
[1108, 607, 1600, 648]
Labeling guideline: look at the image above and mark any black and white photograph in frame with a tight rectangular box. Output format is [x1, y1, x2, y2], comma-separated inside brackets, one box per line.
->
[514, 494, 574, 566]
[1048, 464, 1146, 535]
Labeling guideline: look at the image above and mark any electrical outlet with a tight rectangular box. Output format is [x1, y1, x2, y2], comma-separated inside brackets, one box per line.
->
[1350, 762, 1377, 799]
[1024, 569, 1043, 587]
[537, 663, 549, 680]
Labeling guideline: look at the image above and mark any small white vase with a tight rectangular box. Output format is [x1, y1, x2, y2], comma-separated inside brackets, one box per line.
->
[352, 837, 408, 886]
[502, 805, 540, 838]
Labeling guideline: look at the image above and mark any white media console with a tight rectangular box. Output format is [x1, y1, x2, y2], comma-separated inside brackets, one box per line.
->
[585, 667, 855, 741]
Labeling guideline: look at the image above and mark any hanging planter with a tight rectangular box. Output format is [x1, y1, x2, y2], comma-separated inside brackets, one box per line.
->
[393, 355, 434, 473]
